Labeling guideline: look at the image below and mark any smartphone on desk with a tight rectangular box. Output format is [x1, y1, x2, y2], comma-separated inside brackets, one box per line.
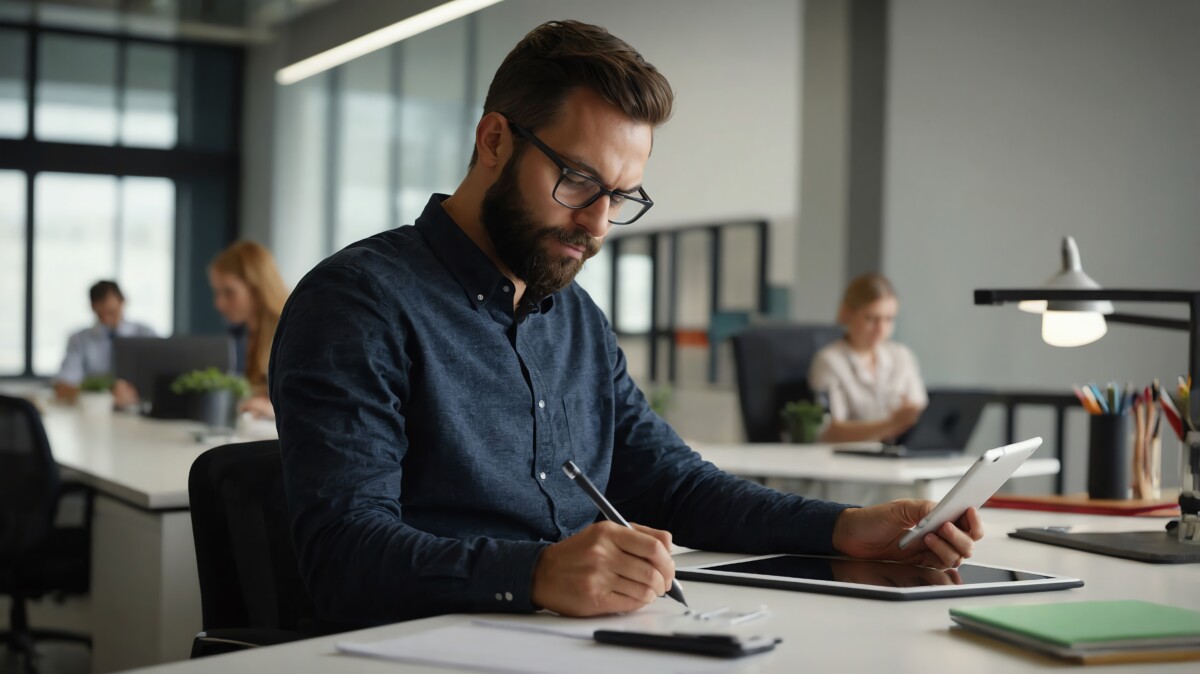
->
[897, 437, 1042, 549]
[593, 630, 780, 658]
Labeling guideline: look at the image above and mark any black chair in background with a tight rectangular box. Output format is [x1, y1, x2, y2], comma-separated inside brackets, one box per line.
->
[0, 395, 93, 674]
[188, 440, 318, 658]
[731, 324, 843, 442]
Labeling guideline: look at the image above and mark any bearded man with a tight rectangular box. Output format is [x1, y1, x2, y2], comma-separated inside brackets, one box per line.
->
[270, 19, 982, 630]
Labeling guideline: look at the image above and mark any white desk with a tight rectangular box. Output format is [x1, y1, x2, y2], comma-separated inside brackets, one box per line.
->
[25, 399, 1045, 672]
[122, 510, 1200, 674]
[38, 404, 276, 674]
[692, 442, 1061, 502]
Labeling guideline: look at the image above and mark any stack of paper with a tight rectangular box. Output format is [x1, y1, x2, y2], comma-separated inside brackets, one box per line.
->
[950, 600, 1200, 664]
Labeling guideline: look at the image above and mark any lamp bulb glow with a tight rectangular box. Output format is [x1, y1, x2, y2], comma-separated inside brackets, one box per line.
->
[1041, 310, 1107, 347]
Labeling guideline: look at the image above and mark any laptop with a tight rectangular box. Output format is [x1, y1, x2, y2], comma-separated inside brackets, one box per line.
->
[834, 390, 989, 458]
[113, 336, 236, 418]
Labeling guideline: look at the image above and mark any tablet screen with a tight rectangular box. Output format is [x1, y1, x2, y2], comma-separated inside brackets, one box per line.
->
[705, 556, 1054, 588]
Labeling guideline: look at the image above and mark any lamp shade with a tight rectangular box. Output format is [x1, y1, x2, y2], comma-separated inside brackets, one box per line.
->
[1019, 236, 1114, 315]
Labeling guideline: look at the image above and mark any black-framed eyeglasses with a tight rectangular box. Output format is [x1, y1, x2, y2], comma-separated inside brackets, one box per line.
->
[505, 119, 654, 225]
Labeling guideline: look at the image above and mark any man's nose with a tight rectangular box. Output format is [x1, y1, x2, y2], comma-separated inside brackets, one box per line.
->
[573, 197, 611, 239]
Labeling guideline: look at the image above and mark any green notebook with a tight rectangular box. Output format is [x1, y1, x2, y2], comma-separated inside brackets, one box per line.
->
[950, 600, 1200, 652]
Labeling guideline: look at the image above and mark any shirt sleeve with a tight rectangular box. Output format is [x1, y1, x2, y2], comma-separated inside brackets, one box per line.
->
[898, 345, 928, 407]
[56, 333, 85, 385]
[271, 262, 549, 628]
[808, 349, 849, 421]
[601, 317, 852, 555]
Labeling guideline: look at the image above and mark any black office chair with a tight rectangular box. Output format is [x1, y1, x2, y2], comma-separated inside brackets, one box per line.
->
[0, 395, 93, 674]
[188, 440, 318, 658]
[731, 323, 844, 442]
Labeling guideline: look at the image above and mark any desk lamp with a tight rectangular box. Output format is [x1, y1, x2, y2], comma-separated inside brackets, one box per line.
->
[974, 236, 1199, 548]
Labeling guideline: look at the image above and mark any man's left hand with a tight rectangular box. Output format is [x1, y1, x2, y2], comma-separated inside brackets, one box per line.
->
[831, 499, 984, 570]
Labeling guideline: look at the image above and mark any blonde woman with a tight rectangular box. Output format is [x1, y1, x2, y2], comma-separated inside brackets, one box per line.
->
[809, 273, 927, 442]
[209, 240, 288, 419]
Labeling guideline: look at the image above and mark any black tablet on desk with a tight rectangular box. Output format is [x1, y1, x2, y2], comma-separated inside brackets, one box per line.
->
[676, 554, 1082, 601]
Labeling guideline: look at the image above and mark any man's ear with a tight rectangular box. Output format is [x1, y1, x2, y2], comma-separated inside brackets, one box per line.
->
[474, 112, 510, 170]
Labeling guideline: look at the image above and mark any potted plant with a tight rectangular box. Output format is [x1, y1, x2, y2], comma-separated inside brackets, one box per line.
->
[170, 368, 251, 431]
[780, 400, 826, 444]
[78, 374, 115, 417]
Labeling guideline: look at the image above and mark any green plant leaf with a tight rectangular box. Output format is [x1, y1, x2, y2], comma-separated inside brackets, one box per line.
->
[170, 367, 252, 399]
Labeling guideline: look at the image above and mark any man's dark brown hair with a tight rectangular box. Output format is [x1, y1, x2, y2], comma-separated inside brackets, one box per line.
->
[470, 20, 674, 166]
[89, 280, 124, 305]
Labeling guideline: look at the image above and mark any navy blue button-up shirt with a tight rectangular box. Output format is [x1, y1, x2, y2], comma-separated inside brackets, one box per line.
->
[271, 195, 850, 627]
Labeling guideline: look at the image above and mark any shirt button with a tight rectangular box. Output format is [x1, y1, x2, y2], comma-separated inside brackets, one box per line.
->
[538, 400, 545, 409]
[476, 294, 484, 301]
[539, 471, 547, 480]
[502, 285, 510, 293]
[505, 592, 513, 601]
[495, 593, 502, 601]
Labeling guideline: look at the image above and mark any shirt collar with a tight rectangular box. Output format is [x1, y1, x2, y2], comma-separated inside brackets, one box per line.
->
[841, 338, 893, 386]
[415, 194, 555, 315]
[92, 320, 129, 338]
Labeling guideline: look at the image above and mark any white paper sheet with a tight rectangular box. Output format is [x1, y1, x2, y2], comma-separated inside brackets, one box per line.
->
[335, 621, 742, 674]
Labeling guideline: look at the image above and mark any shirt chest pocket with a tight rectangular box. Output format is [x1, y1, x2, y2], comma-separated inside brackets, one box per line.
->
[560, 394, 614, 490]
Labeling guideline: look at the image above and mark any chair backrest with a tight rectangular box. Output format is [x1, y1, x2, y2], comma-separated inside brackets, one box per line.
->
[731, 324, 844, 442]
[188, 440, 316, 634]
[0, 395, 61, 563]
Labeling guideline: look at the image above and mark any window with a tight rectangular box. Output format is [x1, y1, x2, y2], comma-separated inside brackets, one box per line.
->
[0, 29, 27, 138]
[36, 34, 120, 145]
[118, 177, 176, 337]
[122, 43, 178, 148]
[271, 17, 475, 284]
[0, 171, 25, 373]
[31, 173, 175, 375]
[2, 26, 241, 377]
[335, 48, 393, 250]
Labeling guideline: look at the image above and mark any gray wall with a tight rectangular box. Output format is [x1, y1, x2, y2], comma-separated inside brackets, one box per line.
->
[885, 0, 1200, 388]
[883, 0, 1200, 489]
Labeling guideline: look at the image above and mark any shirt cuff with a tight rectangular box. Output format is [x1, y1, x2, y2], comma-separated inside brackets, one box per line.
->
[474, 539, 552, 613]
[769, 499, 857, 556]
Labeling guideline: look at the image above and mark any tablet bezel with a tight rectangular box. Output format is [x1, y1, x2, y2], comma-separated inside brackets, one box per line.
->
[675, 554, 1083, 601]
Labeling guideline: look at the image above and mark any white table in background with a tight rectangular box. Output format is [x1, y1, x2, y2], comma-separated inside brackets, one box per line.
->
[40, 404, 276, 674]
[121, 510, 1199, 674]
[691, 442, 1061, 503]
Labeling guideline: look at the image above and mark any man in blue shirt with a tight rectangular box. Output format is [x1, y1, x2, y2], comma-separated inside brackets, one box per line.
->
[271, 20, 983, 628]
[54, 280, 156, 403]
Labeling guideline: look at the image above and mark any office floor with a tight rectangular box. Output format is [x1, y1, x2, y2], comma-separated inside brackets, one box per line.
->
[0, 643, 89, 674]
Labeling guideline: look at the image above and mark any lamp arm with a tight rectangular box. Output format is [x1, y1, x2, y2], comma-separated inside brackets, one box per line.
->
[974, 288, 1200, 424]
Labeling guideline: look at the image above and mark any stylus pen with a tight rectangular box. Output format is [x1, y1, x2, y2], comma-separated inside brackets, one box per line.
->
[561, 460, 689, 608]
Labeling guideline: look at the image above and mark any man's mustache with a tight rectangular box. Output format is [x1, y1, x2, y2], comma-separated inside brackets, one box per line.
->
[546, 228, 601, 258]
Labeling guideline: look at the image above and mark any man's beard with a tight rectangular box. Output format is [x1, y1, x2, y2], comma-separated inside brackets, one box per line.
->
[480, 155, 601, 303]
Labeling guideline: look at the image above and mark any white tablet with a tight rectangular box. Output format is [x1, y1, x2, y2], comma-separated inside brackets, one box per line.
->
[897, 437, 1043, 549]
[676, 554, 1082, 601]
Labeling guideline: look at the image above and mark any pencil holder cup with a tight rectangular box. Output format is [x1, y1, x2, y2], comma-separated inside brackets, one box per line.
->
[1088, 415, 1131, 500]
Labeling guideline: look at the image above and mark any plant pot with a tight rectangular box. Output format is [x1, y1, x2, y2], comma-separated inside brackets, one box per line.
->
[188, 390, 238, 430]
[78, 391, 114, 418]
[783, 416, 823, 444]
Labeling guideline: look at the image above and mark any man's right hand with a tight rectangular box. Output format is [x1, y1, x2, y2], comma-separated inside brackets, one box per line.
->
[530, 520, 675, 616]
